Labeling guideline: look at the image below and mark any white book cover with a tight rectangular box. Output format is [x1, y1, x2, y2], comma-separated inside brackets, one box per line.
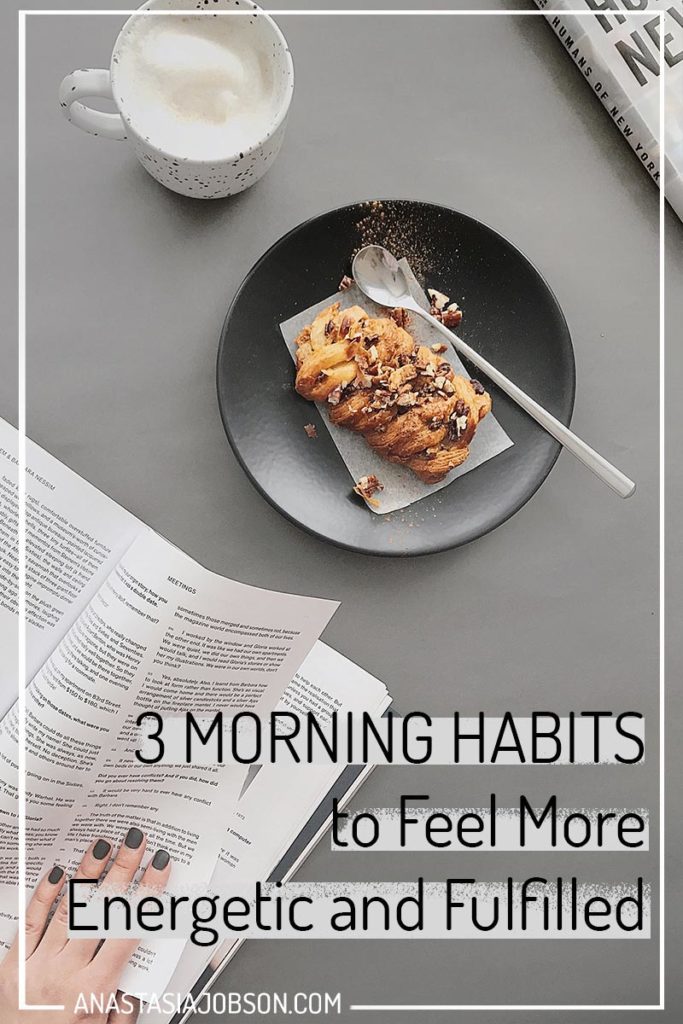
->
[536, 0, 683, 220]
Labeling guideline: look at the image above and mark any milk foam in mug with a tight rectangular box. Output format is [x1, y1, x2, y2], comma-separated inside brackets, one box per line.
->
[59, 0, 294, 199]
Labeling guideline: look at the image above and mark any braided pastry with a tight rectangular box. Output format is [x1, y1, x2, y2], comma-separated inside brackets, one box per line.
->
[294, 303, 491, 485]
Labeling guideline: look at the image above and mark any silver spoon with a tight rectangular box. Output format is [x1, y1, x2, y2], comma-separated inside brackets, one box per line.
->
[351, 244, 635, 499]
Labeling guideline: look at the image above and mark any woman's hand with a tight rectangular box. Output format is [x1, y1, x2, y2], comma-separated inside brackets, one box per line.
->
[0, 829, 171, 1024]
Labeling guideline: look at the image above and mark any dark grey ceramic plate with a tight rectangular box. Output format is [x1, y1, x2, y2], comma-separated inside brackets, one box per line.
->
[216, 199, 575, 556]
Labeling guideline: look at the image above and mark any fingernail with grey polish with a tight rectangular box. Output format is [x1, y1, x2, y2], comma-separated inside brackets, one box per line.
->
[93, 839, 111, 861]
[125, 827, 144, 850]
[152, 849, 170, 870]
[48, 866, 64, 884]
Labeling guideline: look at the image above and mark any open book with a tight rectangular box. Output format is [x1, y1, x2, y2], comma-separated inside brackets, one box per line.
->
[0, 419, 391, 1002]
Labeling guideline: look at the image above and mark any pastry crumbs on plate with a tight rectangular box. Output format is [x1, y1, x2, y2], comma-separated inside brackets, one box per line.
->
[353, 474, 384, 508]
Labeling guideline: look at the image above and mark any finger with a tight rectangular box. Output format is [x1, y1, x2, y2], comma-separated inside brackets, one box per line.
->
[69, 827, 146, 969]
[140, 848, 172, 892]
[92, 848, 172, 980]
[108, 991, 140, 1024]
[8, 865, 66, 961]
[57, 838, 119, 967]
[100, 828, 147, 895]
[40, 838, 112, 955]
[79, 826, 147, 976]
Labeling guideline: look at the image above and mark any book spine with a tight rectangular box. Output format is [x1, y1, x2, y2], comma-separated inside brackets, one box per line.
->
[667, 164, 683, 220]
[534, 1, 663, 194]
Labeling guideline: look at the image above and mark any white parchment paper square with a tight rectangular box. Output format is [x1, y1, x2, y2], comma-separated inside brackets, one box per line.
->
[280, 264, 513, 514]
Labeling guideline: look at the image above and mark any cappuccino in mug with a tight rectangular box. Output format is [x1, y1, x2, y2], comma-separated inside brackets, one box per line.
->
[118, 13, 280, 160]
[59, 0, 294, 199]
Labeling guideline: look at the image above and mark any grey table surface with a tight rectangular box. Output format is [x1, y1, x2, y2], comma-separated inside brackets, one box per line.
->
[1, 1, 682, 1021]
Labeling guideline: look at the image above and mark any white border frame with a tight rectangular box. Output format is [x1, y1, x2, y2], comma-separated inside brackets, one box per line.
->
[16, 6, 666, 1014]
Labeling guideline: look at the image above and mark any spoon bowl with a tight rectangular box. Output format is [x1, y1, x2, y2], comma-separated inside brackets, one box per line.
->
[352, 245, 416, 309]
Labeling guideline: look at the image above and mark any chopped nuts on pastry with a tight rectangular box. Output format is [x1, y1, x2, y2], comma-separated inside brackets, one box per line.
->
[388, 307, 410, 329]
[293, 303, 491, 485]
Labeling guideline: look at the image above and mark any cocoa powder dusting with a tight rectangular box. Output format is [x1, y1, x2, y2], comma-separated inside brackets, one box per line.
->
[354, 200, 435, 282]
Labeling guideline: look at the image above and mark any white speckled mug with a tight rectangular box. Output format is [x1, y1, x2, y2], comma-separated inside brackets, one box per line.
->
[58, 0, 294, 199]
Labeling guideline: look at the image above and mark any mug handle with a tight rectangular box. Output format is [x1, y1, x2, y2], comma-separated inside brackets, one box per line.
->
[58, 69, 128, 141]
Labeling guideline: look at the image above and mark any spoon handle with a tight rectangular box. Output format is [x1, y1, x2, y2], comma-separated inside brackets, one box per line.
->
[415, 308, 635, 499]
